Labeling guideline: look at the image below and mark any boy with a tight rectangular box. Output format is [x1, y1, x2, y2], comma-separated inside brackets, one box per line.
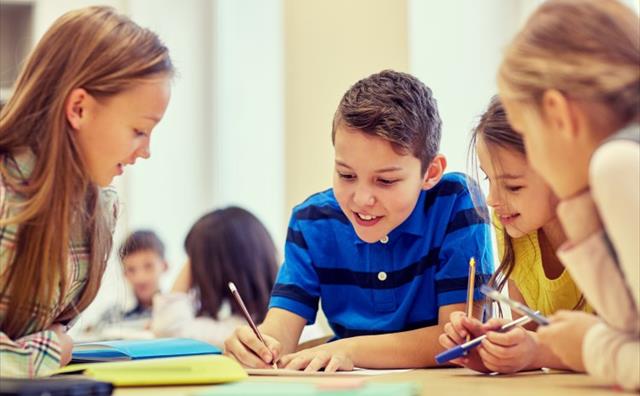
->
[97, 230, 168, 328]
[224, 70, 493, 371]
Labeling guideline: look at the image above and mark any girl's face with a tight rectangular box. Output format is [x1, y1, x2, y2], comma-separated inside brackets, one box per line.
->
[476, 135, 558, 238]
[69, 76, 171, 187]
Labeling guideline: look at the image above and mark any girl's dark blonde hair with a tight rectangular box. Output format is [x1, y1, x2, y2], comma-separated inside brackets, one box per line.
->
[470, 96, 585, 311]
[498, 0, 640, 124]
[0, 6, 173, 338]
[469, 97, 522, 295]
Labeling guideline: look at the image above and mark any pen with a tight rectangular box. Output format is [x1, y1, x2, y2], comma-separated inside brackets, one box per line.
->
[465, 257, 476, 342]
[228, 282, 278, 369]
[435, 315, 532, 364]
[480, 285, 550, 326]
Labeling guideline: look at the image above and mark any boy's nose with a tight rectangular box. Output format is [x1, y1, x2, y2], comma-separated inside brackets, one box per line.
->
[353, 186, 375, 207]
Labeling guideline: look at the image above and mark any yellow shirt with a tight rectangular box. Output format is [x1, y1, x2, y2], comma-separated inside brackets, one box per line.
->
[494, 216, 591, 317]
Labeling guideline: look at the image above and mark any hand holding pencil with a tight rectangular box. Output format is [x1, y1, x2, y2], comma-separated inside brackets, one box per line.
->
[226, 282, 279, 369]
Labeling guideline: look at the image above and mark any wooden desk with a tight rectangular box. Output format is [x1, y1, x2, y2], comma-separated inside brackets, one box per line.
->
[114, 368, 623, 395]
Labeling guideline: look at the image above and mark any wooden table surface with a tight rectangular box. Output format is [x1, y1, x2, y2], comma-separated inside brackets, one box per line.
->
[114, 367, 626, 395]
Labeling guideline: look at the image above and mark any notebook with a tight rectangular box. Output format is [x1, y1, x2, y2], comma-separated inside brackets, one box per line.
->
[54, 355, 247, 387]
[71, 337, 220, 362]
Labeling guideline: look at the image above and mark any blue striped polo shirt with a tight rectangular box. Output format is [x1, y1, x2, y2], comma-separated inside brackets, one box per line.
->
[269, 172, 494, 339]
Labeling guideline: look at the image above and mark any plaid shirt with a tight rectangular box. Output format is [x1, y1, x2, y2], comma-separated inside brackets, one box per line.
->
[0, 150, 117, 377]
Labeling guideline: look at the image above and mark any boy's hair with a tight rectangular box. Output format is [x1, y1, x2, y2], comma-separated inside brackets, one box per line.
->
[119, 230, 166, 262]
[185, 207, 278, 323]
[332, 70, 442, 172]
[0, 6, 173, 338]
[498, 0, 639, 124]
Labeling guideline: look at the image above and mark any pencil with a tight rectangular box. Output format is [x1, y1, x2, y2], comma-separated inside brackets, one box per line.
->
[465, 257, 476, 342]
[228, 282, 278, 369]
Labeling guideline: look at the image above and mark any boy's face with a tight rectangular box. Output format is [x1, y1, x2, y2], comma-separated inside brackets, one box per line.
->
[333, 125, 429, 243]
[122, 249, 167, 305]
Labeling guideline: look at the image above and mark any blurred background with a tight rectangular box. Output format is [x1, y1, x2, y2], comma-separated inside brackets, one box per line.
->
[1, 0, 638, 335]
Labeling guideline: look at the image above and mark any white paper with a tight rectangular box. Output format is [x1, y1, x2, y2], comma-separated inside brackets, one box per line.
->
[246, 367, 412, 377]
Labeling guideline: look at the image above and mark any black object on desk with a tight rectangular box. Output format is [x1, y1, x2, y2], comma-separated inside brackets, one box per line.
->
[0, 376, 113, 396]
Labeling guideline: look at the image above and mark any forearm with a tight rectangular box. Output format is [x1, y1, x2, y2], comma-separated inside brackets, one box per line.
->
[527, 331, 572, 371]
[258, 308, 306, 355]
[332, 325, 446, 369]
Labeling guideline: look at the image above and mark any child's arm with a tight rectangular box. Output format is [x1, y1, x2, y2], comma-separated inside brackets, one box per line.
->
[224, 308, 306, 368]
[0, 325, 72, 377]
[171, 260, 192, 293]
[277, 302, 468, 371]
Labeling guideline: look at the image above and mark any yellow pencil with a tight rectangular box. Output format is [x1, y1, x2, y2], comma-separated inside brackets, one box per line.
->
[465, 257, 476, 342]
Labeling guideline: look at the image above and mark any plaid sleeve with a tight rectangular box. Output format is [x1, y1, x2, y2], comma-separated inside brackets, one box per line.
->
[0, 330, 62, 378]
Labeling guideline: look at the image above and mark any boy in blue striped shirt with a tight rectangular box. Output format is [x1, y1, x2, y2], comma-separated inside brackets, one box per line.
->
[224, 70, 493, 371]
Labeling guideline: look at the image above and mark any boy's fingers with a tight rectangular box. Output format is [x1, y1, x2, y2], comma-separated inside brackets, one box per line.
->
[237, 327, 273, 363]
[443, 322, 465, 344]
[225, 338, 270, 368]
[304, 354, 330, 372]
[284, 355, 311, 371]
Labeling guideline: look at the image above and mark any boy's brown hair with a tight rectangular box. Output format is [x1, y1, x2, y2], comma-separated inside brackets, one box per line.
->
[119, 230, 166, 262]
[332, 70, 442, 172]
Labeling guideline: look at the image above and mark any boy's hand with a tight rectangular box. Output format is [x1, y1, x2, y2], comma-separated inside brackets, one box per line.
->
[537, 310, 600, 372]
[48, 324, 73, 366]
[278, 343, 354, 372]
[439, 311, 491, 372]
[224, 325, 282, 368]
[476, 318, 538, 373]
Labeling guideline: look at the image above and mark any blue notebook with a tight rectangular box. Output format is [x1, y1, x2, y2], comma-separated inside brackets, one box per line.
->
[71, 338, 221, 363]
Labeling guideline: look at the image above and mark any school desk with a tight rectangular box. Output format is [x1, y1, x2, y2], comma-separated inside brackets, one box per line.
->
[113, 367, 622, 396]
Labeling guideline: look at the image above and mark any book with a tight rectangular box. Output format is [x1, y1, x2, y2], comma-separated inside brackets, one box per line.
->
[71, 337, 221, 363]
[54, 355, 247, 387]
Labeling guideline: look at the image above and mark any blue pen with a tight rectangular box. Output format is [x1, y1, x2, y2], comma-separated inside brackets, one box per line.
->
[435, 315, 532, 365]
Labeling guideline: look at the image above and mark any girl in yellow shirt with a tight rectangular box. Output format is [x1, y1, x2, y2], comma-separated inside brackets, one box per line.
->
[439, 96, 589, 373]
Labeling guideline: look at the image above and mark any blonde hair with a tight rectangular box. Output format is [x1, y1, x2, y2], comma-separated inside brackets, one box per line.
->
[498, 0, 640, 124]
[0, 6, 173, 338]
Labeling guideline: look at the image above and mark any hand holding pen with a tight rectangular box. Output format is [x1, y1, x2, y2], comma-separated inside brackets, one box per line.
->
[227, 282, 278, 369]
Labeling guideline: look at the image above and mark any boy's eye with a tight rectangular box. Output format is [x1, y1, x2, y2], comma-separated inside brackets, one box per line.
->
[378, 178, 398, 186]
[337, 172, 355, 180]
[506, 186, 523, 192]
[134, 129, 147, 137]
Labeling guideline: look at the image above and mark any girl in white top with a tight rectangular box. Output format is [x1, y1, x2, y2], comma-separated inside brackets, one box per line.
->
[151, 207, 278, 349]
[497, 0, 639, 390]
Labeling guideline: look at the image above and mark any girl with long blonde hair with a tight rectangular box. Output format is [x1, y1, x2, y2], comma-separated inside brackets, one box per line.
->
[498, 0, 639, 390]
[0, 6, 173, 377]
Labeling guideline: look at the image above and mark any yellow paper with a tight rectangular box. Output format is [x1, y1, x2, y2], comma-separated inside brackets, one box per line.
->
[54, 355, 247, 386]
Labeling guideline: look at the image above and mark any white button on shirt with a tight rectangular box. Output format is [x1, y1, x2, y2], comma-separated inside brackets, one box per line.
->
[380, 235, 389, 244]
[378, 271, 387, 281]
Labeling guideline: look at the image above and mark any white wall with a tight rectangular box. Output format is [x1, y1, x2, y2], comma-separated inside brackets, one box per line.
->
[408, 0, 537, 174]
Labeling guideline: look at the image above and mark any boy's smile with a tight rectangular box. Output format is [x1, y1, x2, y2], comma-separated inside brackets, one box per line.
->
[332, 124, 430, 243]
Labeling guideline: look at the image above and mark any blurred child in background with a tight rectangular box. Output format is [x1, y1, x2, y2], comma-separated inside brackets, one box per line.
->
[152, 207, 278, 348]
[96, 230, 168, 331]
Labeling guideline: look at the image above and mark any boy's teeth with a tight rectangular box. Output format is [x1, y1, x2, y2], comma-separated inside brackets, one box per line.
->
[357, 213, 377, 220]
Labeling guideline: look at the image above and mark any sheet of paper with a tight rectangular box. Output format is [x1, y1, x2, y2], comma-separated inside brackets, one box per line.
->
[246, 367, 412, 377]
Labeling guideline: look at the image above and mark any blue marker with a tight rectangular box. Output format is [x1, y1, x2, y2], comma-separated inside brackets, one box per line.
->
[435, 315, 532, 365]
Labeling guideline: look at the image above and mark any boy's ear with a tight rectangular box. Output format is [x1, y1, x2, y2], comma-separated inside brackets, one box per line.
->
[65, 88, 90, 130]
[541, 89, 578, 140]
[422, 154, 447, 190]
[161, 260, 169, 272]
